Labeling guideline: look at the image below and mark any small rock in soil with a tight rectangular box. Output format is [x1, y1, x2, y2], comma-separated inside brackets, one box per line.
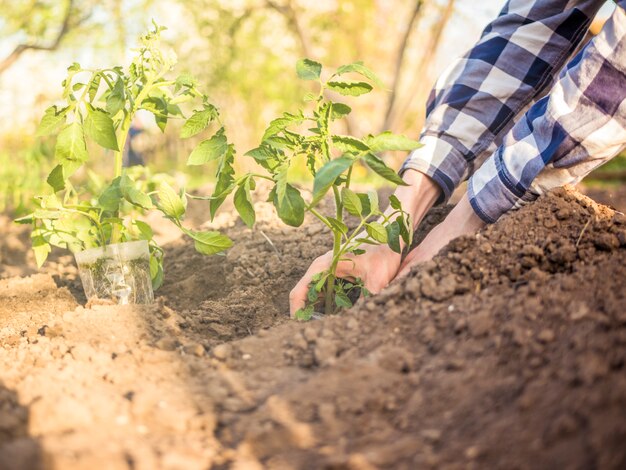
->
[212, 343, 232, 360]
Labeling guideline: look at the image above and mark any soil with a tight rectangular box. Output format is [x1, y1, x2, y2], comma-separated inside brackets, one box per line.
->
[0, 185, 625, 470]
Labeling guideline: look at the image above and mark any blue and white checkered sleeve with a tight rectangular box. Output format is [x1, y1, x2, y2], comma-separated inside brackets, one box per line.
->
[469, 3, 626, 223]
[401, 0, 604, 203]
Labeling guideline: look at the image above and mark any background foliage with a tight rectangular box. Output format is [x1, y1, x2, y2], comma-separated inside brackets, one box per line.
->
[0, 0, 621, 214]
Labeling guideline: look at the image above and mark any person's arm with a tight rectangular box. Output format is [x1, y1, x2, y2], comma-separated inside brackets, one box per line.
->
[290, 0, 606, 314]
[468, 2, 626, 223]
[397, 2, 626, 277]
[402, 0, 606, 202]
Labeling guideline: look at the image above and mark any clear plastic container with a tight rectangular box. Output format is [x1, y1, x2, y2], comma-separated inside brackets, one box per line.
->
[74, 240, 154, 305]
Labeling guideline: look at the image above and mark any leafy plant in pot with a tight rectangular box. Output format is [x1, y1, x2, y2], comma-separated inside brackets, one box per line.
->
[16, 23, 233, 305]
[215, 58, 421, 319]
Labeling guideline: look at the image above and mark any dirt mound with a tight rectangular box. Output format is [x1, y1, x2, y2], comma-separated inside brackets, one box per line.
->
[0, 187, 624, 469]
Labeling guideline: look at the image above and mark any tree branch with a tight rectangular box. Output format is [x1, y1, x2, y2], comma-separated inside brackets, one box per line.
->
[0, 0, 75, 76]
[393, 0, 456, 133]
[381, 0, 424, 132]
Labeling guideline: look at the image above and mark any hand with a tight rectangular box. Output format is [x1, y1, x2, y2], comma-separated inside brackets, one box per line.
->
[396, 192, 485, 278]
[289, 169, 441, 316]
[289, 244, 402, 316]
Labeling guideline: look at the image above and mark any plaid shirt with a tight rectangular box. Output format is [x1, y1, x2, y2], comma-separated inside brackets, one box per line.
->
[402, 0, 626, 223]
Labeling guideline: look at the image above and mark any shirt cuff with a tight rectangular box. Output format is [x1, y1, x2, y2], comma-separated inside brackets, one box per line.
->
[467, 151, 537, 223]
[399, 134, 469, 205]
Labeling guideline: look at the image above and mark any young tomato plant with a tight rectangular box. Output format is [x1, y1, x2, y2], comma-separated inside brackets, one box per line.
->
[228, 59, 422, 319]
[16, 22, 233, 300]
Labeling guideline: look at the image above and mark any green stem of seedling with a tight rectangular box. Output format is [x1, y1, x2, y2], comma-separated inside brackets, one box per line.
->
[308, 207, 333, 231]
[324, 185, 345, 315]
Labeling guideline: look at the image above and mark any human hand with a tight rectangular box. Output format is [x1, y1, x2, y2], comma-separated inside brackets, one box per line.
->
[289, 169, 441, 316]
[395, 192, 485, 278]
[289, 243, 402, 317]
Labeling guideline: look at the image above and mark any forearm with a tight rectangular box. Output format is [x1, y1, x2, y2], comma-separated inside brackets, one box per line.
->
[393, 169, 441, 229]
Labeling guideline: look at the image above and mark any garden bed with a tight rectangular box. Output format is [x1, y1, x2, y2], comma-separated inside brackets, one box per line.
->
[0, 186, 625, 469]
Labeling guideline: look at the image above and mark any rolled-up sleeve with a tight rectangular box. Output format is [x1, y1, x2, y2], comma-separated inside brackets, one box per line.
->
[401, 0, 605, 204]
[468, 2, 626, 222]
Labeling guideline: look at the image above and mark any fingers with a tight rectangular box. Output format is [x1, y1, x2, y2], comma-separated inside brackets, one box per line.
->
[289, 252, 367, 317]
[395, 246, 427, 280]
[289, 252, 333, 317]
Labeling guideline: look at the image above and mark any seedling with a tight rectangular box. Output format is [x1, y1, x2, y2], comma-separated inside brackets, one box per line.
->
[16, 22, 233, 303]
[216, 59, 421, 318]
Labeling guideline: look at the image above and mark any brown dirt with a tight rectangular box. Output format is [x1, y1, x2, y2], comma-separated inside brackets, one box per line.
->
[0, 186, 625, 469]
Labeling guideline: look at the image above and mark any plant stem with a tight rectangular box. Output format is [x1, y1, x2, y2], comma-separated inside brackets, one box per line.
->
[308, 207, 332, 230]
[324, 185, 344, 314]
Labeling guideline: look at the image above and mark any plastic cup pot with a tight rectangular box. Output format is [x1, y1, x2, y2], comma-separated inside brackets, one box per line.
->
[74, 240, 154, 305]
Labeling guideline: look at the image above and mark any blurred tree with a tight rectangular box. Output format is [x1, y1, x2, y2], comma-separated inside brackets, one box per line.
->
[0, 0, 153, 75]
[176, 0, 456, 150]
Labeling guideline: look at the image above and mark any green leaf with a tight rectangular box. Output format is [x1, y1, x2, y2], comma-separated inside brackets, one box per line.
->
[262, 112, 304, 141]
[326, 81, 373, 96]
[135, 220, 154, 240]
[189, 230, 233, 255]
[150, 255, 164, 290]
[46, 165, 66, 192]
[357, 193, 371, 216]
[157, 182, 185, 219]
[120, 177, 153, 209]
[265, 135, 293, 151]
[364, 131, 422, 153]
[37, 106, 65, 137]
[327, 217, 348, 235]
[312, 156, 354, 204]
[295, 305, 314, 321]
[14, 214, 34, 225]
[397, 214, 412, 247]
[274, 162, 289, 205]
[187, 132, 228, 165]
[334, 290, 352, 308]
[368, 190, 379, 214]
[331, 135, 369, 153]
[210, 145, 236, 218]
[273, 184, 305, 227]
[33, 209, 61, 220]
[234, 178, 255, 228]
[330, 102, 352, 120]
[98, 178, 123, 212]
[336, 61, 385, 88]
[366, 221, 387, 243]
[386, 220, 401, 254]
[341, 188, 362, 216]
[389, 194, 402, 210]
[175, 73, 196, 90]
[55, 122, 88, 172]
[307, 282, 320, 303]
[245, 145, 279, 171]
[181, 108, 216, 139]
[88, 74, 101, 102]
[39, 194, 62, 210]
[296, 58, 322, 81]
[141, 96, 168, 132]
[363, 153, 406, 186]
[85, 108, 119, 151]
[106, 78, 125, 116]
[32, 230, 51, 268]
